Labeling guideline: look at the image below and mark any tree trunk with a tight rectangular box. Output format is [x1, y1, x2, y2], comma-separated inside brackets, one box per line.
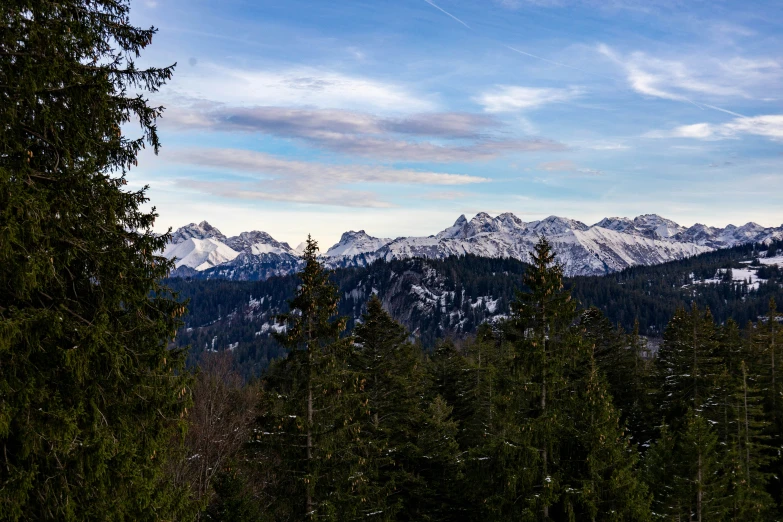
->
[542, 340, 548, 520]
[307, 381, 313, 517]
[742, 362, 751, 482]
[696, 449, 703, 522]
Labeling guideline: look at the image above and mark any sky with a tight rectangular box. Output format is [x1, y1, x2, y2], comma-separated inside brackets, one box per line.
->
[127, 0, 783, 248]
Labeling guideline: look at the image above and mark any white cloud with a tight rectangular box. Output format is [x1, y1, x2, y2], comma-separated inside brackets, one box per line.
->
[160, 147, 490, 208]
[162, 105, 566, 161]
[646, 115, 783, 141]
[168, 148, 489, 185]
[477, 85, 582, 113]
[598, 44, 782, 104]
[165, 65, 435, 113]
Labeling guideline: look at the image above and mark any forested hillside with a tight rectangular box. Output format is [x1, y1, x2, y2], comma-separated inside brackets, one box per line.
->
[167, 239, 783, 377]
[193, 236, 783, 521]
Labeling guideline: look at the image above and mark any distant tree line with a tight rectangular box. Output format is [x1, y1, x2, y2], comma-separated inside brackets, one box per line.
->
[166, 239, 783, 379]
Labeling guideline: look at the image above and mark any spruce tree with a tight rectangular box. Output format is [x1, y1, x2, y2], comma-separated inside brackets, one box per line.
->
[581, 309, 651, 445]
[351, 294, 427, 519]
[655, 304, 722, 426]
[574, 352, 651, 521]
[0, 1, 191, 520]
[256, 237, 368, 520]
[505, 236, 582, 518]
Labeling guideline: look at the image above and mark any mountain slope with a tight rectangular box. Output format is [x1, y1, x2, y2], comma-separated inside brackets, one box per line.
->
[167, 239, 783, 377]
[160, 213, 783, 280]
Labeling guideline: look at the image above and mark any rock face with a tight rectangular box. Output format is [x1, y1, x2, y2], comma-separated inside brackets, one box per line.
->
[160, 214, 783, 280]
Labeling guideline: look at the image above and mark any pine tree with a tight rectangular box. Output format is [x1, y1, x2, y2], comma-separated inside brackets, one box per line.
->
[351, 294, 427, 519]
[574, 352, 651, 521]
[655, 304, 723, 426]
[678, 410, 723, 521]
[0, 1, 191, 519]
[509, 236, 584, 518]
[255, 237, 367, 520]
[409, 395, 463, 522]
[455, 324, 521, 520]
[722, 361, 773, 520]
[747, 299, 783, 513]
[643, 424, 682, 519]
[581, 309, 651, 445]
[752, 299, 783, 436]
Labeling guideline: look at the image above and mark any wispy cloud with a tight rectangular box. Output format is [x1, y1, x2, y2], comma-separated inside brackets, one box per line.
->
[169, 148, 490, 185]
[477, 85, 582, 113]
[166, 148, 491, 208]
[423, 0, 471, 28]
[646, 115, 783, 141]
[164, 65, 435, 113]
[176, 179, 394, 208]
[537, 160, 603, 176]
[598, 44, 782, 107]
[164, 105, 566, 161]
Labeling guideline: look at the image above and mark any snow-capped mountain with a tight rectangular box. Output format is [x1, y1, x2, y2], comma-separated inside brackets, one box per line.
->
[161, 214, 783, 280]
[164, 224, 299, 280]
[674, 221, 783, 249]
[594, 214, 685, 240]
[325, 230, 391, 258]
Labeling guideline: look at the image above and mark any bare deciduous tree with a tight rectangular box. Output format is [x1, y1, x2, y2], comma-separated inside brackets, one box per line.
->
[169, 351, 258, 517]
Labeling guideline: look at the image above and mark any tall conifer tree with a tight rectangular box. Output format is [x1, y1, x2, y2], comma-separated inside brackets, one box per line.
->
[0, 2, 191, 519]
[256, 237, 368, 521]
[351, 295, 427, 519]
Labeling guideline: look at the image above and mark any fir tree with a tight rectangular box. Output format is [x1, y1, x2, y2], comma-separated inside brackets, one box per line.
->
[409, 396, 463, 522]
[0, 1, 191, 519]
[255, 237, 367, 520]
[655, 304, 723, 426]
[507, 236, 582, 518]
[351, 294, 427, 519]
[574, 352, 651, 521]
[581, 309, 651, 445]
[723, 361, 773, 520]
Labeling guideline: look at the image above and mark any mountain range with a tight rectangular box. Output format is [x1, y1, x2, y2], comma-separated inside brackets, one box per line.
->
[161, 213, 783, 279]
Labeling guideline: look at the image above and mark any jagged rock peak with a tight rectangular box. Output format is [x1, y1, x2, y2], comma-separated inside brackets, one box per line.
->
[463, 212, 499, 237]
[531, 215, 589, 234]
[326, 230, 390, 258]
[338, 230, 375, 242]
[436, 215, 469, 239]
[170, 221, 226, 244]
[225, 230, 294, 254]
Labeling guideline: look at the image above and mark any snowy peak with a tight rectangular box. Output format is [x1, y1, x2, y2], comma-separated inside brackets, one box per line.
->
[674, 221, 782, 248]
[162, 237, 238, 271]
[462, 212, 500, 238]
[529, 215, 589, 236]
[594, 216, 634, 233]
[225, 231, 296, 256]
[632, 214, 685, 239]
[162, 213, 783, 280]
[436, 215, 469, 239]
[170, 221, 226, 244]
[594, 214, 684, 240]
[495, 212, 526, 233]
[325, 230, 391, 258]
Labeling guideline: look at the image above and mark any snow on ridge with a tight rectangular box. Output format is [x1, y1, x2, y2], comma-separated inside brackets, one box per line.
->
[162, 237, 239, 271]
[325, 230, 391, 258]
[163, 213, 783, 279]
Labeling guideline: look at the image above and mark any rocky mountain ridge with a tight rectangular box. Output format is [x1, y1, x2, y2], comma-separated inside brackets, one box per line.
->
[161, 214, 783, 279]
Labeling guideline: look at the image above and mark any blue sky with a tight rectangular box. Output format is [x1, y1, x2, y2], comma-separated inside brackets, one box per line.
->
[128, 0, 783, 247]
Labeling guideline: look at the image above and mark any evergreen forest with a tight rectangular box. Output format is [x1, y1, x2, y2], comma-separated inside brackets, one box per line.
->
[3, 1, 783, 520]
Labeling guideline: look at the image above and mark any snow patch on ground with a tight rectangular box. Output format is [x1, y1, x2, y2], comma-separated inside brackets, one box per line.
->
[697, 268, 767, 291]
